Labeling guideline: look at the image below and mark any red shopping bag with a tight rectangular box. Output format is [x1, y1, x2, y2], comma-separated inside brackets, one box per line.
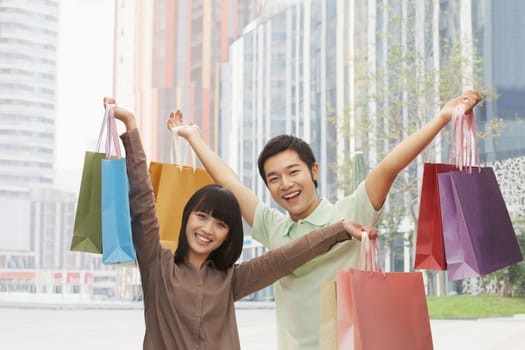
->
[414, 162, 457, 270]
[337, 235, 434, 350]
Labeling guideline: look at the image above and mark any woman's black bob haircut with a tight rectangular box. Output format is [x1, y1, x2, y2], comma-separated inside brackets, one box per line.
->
[173, 184, 244, 270]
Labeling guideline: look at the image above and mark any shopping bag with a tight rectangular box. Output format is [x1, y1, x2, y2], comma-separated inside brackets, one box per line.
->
[70, 151, 105, 254]
[100, 106, 136, 264]
[101, 158, 136, 264]
[71, 104, 117, 254]
[337, 234, 434, 350]
[437, 103, 522, 280]
[415, 103, 480, 271]
[319, 280, 338, 350]
[319, 237, 368, 350]
[149, 161, 162, 196]
[438, 167, 522, 280]
[149, 127, 214, 251]
[414, 162, 457, 270]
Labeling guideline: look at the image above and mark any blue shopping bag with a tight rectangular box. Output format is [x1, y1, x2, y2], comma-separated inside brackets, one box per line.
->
[101, 157, 136, 264]
[99, 104, 136, 264]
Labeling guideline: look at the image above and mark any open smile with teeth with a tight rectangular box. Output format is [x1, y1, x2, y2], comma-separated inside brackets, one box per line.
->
[283, 191, 301, 201]
[195, 233, 212, 244]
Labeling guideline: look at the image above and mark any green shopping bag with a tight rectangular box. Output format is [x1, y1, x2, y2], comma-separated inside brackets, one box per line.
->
[71, 104, 118, 254]
[70, 151, 105, 253]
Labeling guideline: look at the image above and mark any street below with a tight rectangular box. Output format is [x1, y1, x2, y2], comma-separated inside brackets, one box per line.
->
[0, 306, 524, 349]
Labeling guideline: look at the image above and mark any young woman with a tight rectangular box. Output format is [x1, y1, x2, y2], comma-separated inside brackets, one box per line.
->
[103, 97, 376, 350]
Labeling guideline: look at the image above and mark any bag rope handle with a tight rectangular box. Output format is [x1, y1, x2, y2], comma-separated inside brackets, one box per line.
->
[448, 103, 480, 172]
[96, 104, 121, 159]
[170, 125, 198, 173]
[362, 231, 385, 277]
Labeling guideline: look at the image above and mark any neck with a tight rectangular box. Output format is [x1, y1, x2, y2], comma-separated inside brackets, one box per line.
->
[188, 254, 206, 270]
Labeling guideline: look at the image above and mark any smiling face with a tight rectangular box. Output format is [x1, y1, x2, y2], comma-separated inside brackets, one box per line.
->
[263, 149, 320, 221]
[186, 210, 230, 269]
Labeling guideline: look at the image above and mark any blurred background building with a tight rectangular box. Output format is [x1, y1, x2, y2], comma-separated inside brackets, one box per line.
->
[113, 0, 261, 161]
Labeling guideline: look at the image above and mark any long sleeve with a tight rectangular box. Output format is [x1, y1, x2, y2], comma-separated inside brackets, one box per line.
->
[232, 221, 349, 300]
[120, 128, 161, 269]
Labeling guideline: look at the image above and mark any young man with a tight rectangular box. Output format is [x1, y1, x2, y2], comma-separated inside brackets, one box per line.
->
[170, 90, 481, 349]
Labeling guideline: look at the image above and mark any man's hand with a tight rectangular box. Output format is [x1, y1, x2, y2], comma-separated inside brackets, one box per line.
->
[167, 110, 200, 139]
[439, 90, 482, 123]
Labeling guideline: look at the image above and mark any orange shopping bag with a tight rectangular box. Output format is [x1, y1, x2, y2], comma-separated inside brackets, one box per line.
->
[337, 234, 434, 350]
[149, 128, 213, 251]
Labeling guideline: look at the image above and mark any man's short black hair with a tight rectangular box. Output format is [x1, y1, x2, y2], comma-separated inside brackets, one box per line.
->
[257, 135, 318, 188]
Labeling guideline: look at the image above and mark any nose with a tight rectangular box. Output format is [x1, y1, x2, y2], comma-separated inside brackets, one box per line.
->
[201, 218, 214, 234]
[280, 175, 293, 190]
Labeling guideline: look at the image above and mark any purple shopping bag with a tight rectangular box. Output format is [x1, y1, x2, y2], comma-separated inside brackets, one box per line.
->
[438, 167, 523, 281]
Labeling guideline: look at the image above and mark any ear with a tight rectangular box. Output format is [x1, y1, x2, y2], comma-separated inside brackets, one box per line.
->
[311, 162, 319, 181]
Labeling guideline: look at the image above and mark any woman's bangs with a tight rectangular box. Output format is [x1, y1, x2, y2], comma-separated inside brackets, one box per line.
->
[193, 188, 238, 227]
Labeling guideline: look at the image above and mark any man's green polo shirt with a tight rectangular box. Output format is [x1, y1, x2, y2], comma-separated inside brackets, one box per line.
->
[251, 181, 382, 350]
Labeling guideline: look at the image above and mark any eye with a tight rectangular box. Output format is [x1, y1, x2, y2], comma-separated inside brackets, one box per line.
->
[268, 176, 279, 184]
[195, 211, 206, 219]
[217, 221, 228, 229]
[290, 169, 299, 175]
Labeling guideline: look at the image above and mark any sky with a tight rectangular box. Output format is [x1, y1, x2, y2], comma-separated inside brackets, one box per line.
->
[55, 0, 115, 192]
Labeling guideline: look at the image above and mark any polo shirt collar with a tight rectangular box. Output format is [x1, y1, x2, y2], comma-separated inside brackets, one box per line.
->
[283, 198, 332, 236]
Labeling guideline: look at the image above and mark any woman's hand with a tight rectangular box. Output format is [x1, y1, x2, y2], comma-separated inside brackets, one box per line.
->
[167, 110, 200, 140]
[103, 97, 137, 131]
[342, 220, 378, 241]
[438, 90, 482, 123]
